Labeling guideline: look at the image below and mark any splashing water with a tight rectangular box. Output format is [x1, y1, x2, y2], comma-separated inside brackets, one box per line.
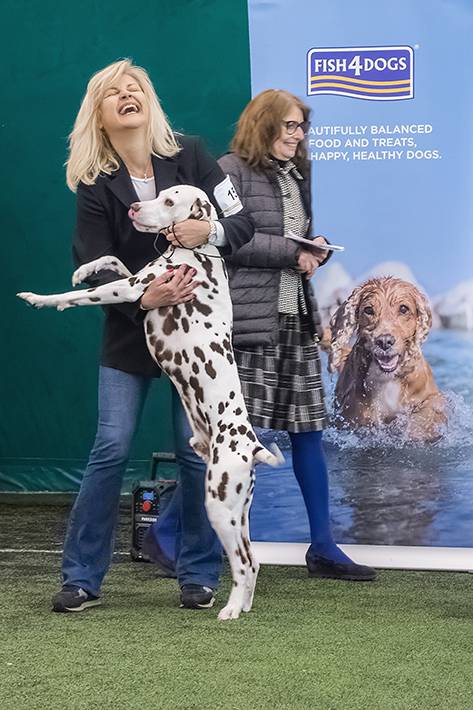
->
[250, 329, 473, 546]
[322, 390, 473, 451]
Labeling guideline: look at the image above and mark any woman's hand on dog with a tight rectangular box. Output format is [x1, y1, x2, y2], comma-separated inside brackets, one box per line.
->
[140, 264, 199, 309]
[162, 220, 211, 248]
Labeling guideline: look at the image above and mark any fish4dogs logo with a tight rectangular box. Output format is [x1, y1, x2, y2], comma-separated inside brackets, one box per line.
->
[307, 46, 414, 101]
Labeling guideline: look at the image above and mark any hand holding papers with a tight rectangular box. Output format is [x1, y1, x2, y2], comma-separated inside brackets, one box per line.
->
[286, 230, 345, 252]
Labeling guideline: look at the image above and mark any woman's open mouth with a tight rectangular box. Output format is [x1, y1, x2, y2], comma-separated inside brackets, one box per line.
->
[118, 103, 140, 115]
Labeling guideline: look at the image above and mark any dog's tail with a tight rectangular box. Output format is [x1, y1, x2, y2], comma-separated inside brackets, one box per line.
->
[253, 442, 285, 468]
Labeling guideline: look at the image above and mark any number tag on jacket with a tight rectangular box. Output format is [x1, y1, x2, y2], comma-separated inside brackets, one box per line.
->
[214, 175, 243, 216]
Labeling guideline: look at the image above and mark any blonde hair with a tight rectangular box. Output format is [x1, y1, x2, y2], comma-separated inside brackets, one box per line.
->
[66, 59, 180, 191]
[231, 89, 310, 172]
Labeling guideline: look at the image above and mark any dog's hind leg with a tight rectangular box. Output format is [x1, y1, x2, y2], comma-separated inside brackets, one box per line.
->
[241, 469, 259, 613]
[205, 460, 252, 621]
[72, 256, 133, 286]
[214, 510, 248, 621]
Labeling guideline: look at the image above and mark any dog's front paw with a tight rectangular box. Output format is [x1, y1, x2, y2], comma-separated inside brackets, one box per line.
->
[72, 265, 90, 286]
[17, 292, 45, 309]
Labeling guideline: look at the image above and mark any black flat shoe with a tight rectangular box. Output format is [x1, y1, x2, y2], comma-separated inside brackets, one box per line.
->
[141, 529, 177, 578]
[306, 549, 377, 581]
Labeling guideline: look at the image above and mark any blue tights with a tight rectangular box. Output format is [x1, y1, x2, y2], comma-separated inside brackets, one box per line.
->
[289, 430, 352, 564]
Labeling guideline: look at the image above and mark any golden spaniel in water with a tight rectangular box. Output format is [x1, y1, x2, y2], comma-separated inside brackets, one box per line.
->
[328, 277, 446, 442]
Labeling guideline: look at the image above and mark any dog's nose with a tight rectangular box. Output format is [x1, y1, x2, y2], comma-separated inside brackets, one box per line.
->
[375, 334, 395, 351]
[130, 202, 141, 212]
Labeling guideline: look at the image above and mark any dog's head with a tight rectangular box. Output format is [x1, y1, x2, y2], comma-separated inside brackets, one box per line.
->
[329, 276, 432, 376]
[128, 184, 217, 233]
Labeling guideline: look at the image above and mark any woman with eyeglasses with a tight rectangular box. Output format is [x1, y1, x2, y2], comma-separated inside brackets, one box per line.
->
[218, 89, 376, 581]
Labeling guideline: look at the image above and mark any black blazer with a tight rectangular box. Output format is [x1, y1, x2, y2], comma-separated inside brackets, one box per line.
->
[72, 135, 253, 377]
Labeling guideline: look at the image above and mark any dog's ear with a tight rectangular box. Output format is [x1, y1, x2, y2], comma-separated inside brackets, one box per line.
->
[201, 200, 212, 217]
[329, 284, 364, 372]
[318, 326, 332, 353]
[189, 197, 204, 220]
[189, 197, 212, 220]
[414, 287, 432, 345]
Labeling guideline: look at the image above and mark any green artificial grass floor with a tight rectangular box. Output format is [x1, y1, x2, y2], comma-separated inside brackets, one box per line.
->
[0, 504, 472, 709]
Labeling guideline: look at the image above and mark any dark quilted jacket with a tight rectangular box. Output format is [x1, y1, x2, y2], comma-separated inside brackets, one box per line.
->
[218, 152, 327, 347]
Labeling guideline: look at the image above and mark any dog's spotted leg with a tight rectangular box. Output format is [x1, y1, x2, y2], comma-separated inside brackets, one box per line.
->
[205, 456, 252, 621]
[72, 256, 133, 286]
[241, 469, 259, 613]
[17, 279, 147, 311]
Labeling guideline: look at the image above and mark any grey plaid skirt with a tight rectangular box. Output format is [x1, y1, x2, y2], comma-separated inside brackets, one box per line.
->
[234, 314, 327, 433]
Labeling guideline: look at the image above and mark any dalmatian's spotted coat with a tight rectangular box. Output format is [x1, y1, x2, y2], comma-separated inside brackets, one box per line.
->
[18, 185, 283, 621]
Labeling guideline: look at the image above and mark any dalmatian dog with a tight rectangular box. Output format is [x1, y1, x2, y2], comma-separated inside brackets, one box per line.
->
[17, 184, 284, 621]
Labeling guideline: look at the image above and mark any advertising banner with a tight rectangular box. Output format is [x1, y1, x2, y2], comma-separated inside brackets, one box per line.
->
[247, 0, 473, 567]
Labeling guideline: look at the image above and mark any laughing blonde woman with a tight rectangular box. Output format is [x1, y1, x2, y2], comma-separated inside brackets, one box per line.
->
[52, 60, 251, 613]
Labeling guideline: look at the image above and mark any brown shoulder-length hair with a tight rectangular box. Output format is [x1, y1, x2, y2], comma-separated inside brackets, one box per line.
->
[231, 89, 310, 172]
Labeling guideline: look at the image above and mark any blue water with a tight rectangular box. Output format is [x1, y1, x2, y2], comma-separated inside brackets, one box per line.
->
[250, 329, 473, 547]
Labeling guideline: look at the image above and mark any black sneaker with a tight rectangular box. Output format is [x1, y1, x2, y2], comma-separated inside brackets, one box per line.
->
[180, 584, 215, 609]
[51, 585, 101, 613]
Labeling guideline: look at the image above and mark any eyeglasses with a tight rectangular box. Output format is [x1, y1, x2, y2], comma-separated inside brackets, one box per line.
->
[282, 120, 309, 135]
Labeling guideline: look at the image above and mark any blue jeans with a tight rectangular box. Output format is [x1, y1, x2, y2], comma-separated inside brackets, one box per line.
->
[62, 366, 222, 596]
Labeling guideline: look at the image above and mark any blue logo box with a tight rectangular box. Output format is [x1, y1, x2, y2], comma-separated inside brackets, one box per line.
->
[307, 46, 414, 101]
